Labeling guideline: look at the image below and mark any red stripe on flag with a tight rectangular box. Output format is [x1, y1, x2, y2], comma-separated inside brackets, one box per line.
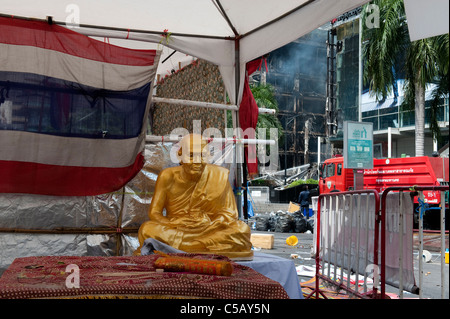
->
[0, 16, 157, 66]
[0, 153, 145, 196]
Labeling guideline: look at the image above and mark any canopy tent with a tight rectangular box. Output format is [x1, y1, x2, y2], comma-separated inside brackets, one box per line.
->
[0, 0, 372, 106]
[404, 0, 449, 42]
[1, 0, 373, 218]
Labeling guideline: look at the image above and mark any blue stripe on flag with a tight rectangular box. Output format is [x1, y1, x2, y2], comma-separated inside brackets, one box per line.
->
[0, 71, 150, 139]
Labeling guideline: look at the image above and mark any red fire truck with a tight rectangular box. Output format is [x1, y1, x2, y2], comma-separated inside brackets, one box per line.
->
[319, 155, 449, 229]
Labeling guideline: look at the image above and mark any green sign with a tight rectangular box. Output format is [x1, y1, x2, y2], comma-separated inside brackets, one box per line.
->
[343, 121, 373, 169]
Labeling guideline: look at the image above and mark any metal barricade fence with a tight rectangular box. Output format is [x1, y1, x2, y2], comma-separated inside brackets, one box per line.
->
[381, 186, 449, 299]
[309, 186, 448, 299]
[307, 190, 382, 299]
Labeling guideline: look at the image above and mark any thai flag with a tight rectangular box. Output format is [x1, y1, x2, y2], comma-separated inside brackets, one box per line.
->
[0, 17, 160, 196]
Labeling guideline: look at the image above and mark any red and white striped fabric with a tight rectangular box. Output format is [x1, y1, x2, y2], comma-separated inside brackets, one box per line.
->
[0, 17, 160, 196]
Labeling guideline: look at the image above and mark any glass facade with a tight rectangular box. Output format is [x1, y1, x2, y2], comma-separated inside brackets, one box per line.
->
[334, 16, 449, 156]
[336, 19, 360, 128]
[362, 99, 449, 131]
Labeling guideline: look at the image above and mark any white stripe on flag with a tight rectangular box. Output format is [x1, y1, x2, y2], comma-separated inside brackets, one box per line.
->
[0, 130, 144, 168]
[0, 43, 158, 91]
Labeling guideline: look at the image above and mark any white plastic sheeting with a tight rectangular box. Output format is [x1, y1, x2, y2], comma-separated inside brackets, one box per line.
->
[0, 141, 240, 275]
[0, 143, 171, 274]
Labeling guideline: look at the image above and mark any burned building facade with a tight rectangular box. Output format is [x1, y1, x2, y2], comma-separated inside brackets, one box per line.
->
[258, 28, 328, 170]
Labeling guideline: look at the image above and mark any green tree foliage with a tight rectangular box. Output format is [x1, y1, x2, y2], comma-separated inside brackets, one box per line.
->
[362, 0, 449, 154]
[227, 83, 283, 141]
[251, 83, 283, 142]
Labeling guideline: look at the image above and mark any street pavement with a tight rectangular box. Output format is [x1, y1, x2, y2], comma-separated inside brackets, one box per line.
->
[251, 230, 449, 299]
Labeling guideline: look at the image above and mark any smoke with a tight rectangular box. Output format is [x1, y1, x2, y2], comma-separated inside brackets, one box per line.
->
[268, 28, 327, 97]
[265, 26, 329, 166]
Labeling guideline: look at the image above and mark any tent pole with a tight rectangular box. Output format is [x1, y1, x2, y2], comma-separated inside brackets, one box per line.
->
[146, 135, 275, 145]
[151, 97, 275, 113]
[234, 38, 245, 220]
[0, 13, 230, 40]
[152, 97, 238, 111]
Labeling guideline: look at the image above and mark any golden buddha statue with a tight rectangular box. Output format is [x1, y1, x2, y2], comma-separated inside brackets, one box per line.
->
[135, 133, 253, 260]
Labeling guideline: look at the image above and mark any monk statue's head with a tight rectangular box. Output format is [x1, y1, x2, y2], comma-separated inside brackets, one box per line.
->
[177, 134, 209, 180]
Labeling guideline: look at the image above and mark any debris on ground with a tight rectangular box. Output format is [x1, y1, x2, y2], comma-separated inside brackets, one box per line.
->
[250, 210, 314, 234]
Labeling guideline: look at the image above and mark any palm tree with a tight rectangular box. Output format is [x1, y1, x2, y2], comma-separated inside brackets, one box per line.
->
[426, 34, 449, 145]
[226, 83, 283, 141]
[251, 83, 283, 173]
[362, 0, 448, 156]
[251, 83, 283, 142]
[226, 83, 282, 174]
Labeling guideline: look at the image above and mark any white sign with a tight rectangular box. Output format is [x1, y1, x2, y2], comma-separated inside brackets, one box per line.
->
[344, 121, 373, 169]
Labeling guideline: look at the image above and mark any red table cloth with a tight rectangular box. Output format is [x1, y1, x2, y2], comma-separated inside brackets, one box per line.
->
[0, 254, 289, 299]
